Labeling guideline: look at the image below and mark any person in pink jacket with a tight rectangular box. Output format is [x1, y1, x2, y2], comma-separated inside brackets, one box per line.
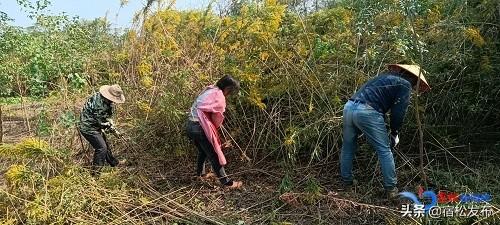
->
[185, 75, 242, 189]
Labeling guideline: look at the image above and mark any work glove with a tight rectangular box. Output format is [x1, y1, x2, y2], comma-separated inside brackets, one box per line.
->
[100, 119, 114, 128]
[390, 131, 400, 148]
[107, 119, 115, 127]
[108, 126, 121, 136]
[100, 122, 111, 128]
[101, 120, 120, 136]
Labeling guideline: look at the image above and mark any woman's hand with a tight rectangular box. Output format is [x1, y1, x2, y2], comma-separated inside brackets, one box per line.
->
[221, 140, 233, 150]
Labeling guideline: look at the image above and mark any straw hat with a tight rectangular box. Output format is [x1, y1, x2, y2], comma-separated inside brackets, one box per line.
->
[99, 84, 125, 103]
[388, 64, 430, 92]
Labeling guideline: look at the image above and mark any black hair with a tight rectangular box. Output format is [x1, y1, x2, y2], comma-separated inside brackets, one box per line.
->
[389, 65, 418, 87]
[400, 72, 418, 87]
[216, 75, 240, 94]
[100, 93, 113, 104]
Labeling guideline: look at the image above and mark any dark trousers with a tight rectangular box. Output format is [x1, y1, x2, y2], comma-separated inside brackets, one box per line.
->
[186, 120, 230, 185]
[81, 131, 119, 170]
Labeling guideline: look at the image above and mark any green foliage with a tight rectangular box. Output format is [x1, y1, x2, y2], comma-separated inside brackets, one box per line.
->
[127, 0, 499, 163]
[1, 1, 499, 222]
[279, 173, 294, 193]
[0, 11, 11, 25]
[0, 9, 120, 97]
[1, 138, 59, 160]
[5, 164, 31, 187]
[67, 72, 86, 90]
[15, 138, 56, 158]
[4, 164, 43, 196]
[1, 0, 498, 162]
[58, 110, 77, 128]
[0, 140, 160, 224]
[0, 144, 15, 156]
[304, 177, 322, 204]
[36, 109, 51, 136]
[0, 97, 27, 105]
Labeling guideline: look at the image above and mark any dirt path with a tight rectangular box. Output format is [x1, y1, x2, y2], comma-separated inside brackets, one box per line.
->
[0, 102, 42, 144]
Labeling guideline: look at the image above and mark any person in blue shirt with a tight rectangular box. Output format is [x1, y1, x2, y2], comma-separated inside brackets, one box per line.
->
[340, 64, 430, 198]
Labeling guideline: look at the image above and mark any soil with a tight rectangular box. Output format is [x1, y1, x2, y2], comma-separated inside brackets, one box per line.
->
[1, 103, 42, 144]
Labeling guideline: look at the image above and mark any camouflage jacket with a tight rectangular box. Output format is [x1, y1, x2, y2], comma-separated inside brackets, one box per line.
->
[79, 93, 114, 134]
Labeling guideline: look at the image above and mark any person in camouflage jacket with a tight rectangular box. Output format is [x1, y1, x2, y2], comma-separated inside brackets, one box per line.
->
[79, 84, 125, 175]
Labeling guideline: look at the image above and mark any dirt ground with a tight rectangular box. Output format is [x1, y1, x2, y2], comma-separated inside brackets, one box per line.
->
[1, 102, 43, 143]
[102, 137, 415, 225]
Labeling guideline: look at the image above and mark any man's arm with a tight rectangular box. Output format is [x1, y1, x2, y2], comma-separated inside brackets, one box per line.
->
[95, 101, 113, 129]
[390, 84, 411, 133]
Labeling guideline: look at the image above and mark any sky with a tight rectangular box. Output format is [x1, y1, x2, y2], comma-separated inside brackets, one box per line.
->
[0, 0, 213, 28]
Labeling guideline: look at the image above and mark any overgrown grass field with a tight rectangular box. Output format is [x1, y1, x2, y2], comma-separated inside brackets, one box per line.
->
[1, 0, 499, 224]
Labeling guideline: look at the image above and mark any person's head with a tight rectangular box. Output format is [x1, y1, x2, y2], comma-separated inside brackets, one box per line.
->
[101, 95, 113, 104]
[216, 75, 240, 96]
[99, 84, 126, 104]
[388, 64, 430, 93]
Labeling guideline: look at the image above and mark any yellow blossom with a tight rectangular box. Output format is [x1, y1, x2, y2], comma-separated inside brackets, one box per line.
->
[136, 100, 152, 113]
[464, 27, 485, 47]
[5, 164, 28, 187]
[260, 51, 270, 61]
[137, 60, 152, 77]
[249, 89, 266, 109]
[140, 76, 154, 88]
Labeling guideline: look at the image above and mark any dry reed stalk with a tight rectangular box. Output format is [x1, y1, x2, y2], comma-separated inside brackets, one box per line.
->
[0, 104, 3, 143]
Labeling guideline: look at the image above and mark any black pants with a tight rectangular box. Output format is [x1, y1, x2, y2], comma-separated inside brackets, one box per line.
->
[81, 131, 119, 170]
[185, 120, 230, 185]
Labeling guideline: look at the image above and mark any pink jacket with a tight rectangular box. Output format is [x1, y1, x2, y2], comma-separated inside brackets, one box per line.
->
[196, 85, 227, 165]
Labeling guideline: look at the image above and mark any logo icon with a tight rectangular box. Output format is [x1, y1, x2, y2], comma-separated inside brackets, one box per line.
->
[400, 191, 438, 214]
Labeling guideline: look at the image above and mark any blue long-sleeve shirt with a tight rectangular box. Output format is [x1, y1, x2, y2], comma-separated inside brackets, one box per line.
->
[350, 73, 412, 132]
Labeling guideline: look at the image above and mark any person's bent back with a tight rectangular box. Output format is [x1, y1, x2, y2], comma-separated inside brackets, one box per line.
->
[339, 64, 430, 199]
